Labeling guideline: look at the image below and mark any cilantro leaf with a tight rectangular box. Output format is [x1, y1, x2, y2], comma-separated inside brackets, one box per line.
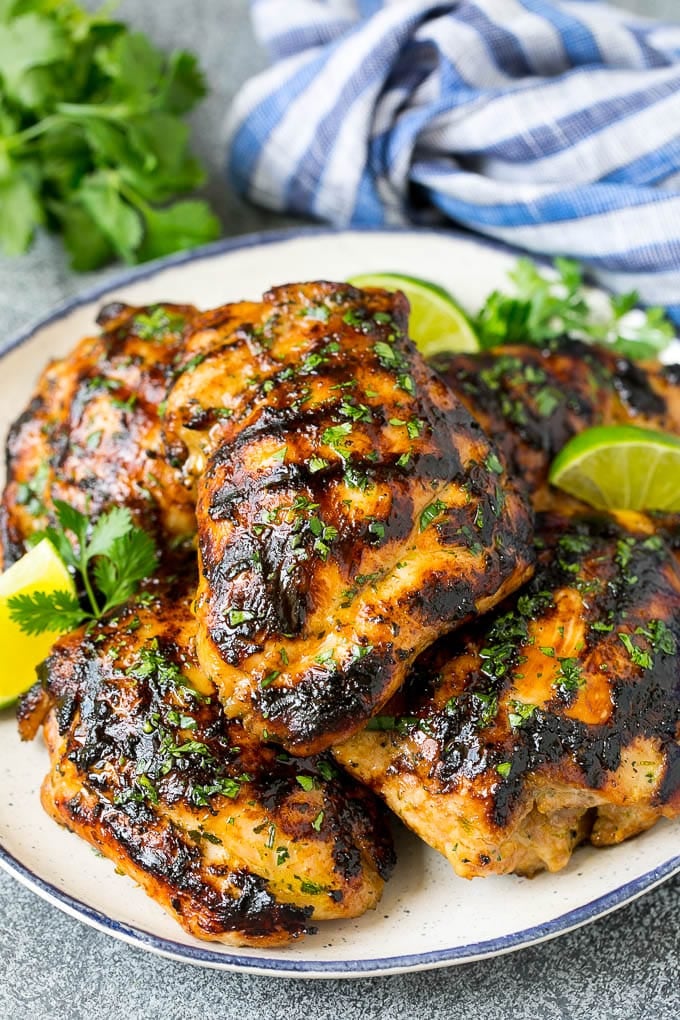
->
[136, 199, 221, 262]
[0, 171, 43, 256]
[57, 199, 115, 271]
[29, 525, 78, 571]
[0, 12, 69, 99]
[125, 114, 204, 200]
[53, 499, 88, 549]
[603, 303, 675, 360]
[87, 505, 136, 559]
[77, 171, 143, 263]
[159, 52, 207, 115]
[95, 30, 164, 102]
[94, 527, 158, 612]
[473, 257, 675, 359]
[7, 588, 85, 637]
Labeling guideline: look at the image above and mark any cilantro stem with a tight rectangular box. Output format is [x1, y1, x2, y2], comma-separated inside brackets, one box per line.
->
[3, 103, 133, 154]
[80, 557, 102, 619]
[2, 115, 67, 152]
[56, 101, 136, 121]
[118, 180, 150, 213]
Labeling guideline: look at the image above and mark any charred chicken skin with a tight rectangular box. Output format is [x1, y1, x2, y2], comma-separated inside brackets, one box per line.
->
[17, 579, 395, 947]
[166, 282, 534, 755]
[434, 339, 680, 505]
[334, 509, 680, 878]
[1, 301, 199, 569]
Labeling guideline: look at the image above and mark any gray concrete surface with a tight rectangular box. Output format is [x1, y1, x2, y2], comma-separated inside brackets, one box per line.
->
[1, 2, 678, 1017]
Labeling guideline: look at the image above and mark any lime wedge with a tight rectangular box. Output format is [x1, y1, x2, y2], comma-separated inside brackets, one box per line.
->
[348, 272, 479, 357]
[0, 539, 76, 709]
[549, 425, 680, 511]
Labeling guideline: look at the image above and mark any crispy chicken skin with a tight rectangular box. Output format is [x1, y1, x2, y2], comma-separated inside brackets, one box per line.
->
[1, 301, 198, 569]
[175, 283, 534, 754]
[17, 581, 395, 947]
[434, 339, 680, 505]
[334, 510, 680, 878]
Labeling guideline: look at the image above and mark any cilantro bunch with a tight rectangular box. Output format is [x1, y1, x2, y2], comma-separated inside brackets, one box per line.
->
[474, 257, 675, 360]
[8, 501, 158, 635]
[0, 1, 220, 269]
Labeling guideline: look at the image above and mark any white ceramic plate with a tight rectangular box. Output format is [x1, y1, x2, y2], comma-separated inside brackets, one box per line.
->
[1, 228, 679, 979]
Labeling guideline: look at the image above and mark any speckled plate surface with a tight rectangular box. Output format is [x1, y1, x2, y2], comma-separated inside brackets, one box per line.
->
[1, 227, 679, 978]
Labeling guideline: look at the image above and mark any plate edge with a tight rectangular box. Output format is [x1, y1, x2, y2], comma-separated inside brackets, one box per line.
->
[1, 225, 679, 976]
[1, 840, 679, 977]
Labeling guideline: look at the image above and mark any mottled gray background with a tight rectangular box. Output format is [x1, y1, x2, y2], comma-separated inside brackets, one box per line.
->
[1, 2, 678, 1018]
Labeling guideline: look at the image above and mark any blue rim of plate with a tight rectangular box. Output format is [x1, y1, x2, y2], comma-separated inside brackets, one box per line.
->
[1, 225, 679, 977]
[2, 837, 678, 977]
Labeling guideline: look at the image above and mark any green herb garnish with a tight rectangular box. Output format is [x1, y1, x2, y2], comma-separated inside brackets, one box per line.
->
[0, 1, 220, 268]
[474, 257, 674, 359]
[419, 499, 447, 532]
[8, 500, 157, 636]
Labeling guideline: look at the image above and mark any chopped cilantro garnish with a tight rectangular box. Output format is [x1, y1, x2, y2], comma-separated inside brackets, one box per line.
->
[227, 608, 256, 626]
[311, 811, 324, 832]
[484, 451, 504, 475]
[420, 499, 447, 532]
[133, 307, 186, 341]
[275, 846, 290, 866]
[322, 422, 353, 456]
[368, 519, 386, 541]
[508, 700, 536, 729]
[555, 657, 584, 692]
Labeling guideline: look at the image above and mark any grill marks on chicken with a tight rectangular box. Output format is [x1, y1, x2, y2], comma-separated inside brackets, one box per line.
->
[17, 582, 395, 946]
[1, 301, 199, 569]
[435, 339, 680, 503]
[333, 510, 680, 878]
[181, 283, 534, 754]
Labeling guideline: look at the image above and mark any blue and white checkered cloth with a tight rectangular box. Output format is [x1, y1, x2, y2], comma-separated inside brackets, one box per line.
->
[226, 0, 680, 322]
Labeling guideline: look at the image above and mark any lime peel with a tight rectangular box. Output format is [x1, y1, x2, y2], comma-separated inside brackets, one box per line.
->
[549, 425, 680, 512]
[0, 539, 75, 709]
[348, 272, 479, 358]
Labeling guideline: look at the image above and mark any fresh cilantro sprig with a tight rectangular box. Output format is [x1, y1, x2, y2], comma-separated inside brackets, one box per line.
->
[8, 500, 158, 636]
[0, 1, 220, 269]
[473, 257, 675, 359]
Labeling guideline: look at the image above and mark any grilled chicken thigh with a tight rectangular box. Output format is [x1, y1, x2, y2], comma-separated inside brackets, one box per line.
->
[17, 580, 395, 946]
[170, 283, 534, 754]
[435, 339, 680, 504]
[334, 509, 680, 878]
[1, 301, 198, 569]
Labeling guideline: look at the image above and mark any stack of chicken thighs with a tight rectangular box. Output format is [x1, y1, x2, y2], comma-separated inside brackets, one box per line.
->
[4, 281, 680, 946]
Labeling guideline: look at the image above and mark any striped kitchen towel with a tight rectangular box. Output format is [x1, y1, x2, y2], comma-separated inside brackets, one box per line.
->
[226, 0, 680, 322]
